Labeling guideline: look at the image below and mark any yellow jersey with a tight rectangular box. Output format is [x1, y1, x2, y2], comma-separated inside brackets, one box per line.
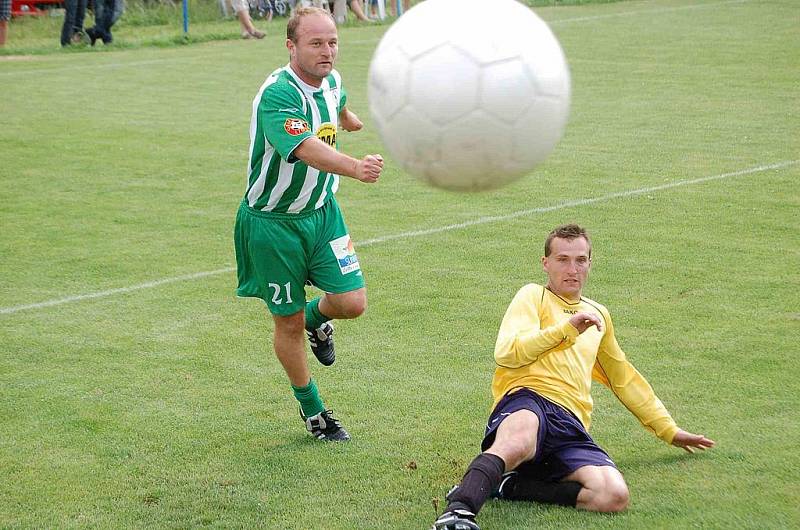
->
[492, 283, 679, 444]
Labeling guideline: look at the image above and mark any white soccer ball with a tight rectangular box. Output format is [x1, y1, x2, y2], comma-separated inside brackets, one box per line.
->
[367, 0, 571, 191]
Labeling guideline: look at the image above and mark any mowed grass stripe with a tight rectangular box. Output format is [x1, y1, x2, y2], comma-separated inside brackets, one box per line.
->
[1, 159, 795, 316]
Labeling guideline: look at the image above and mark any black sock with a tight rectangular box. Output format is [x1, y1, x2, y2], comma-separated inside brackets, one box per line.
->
[501, 475, 582, 507]
[445, 453, 505, 515]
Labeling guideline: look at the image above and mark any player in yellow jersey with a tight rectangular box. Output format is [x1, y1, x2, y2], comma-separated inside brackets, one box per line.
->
[433, 224, 715, 530]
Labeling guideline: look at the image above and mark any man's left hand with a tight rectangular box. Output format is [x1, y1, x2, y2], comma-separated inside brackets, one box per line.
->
[340, 108, 363, 132]
[671, 429, 715, 453]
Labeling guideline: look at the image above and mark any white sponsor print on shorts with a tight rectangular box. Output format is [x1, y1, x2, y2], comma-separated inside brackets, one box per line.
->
[329, 234, 360, 275]
[489, 412, 512, 427]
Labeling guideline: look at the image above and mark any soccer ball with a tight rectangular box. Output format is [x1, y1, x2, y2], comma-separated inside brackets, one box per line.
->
[367, 0, 571, 191]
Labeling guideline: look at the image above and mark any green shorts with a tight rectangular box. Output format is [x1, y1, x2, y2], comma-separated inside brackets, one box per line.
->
[234, 198, 365, 316]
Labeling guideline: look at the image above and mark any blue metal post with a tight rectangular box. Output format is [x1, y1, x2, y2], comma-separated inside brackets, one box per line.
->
[182, 0, 189, 34]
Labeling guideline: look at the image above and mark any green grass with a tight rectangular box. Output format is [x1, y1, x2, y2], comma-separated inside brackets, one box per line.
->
[0, 0, 419, 55]
[1, 0, 799, 528]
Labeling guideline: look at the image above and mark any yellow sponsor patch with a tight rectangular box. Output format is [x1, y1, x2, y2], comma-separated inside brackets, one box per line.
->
[316, 123, 337, 147]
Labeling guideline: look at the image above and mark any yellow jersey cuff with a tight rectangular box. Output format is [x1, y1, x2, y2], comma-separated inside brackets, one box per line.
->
[562, 320, 580, 341]
[654, 421, 680, 444]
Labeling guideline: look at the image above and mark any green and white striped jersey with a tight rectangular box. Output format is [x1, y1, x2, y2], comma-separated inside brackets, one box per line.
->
[244, 64, 348, 214]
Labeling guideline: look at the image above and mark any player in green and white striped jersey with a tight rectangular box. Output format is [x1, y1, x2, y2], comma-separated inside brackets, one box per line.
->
[234, 7, 384, 441]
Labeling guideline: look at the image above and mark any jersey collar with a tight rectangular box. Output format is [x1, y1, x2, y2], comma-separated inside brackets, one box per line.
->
[285, 64, 329, 94]
[545, 286, 582, 306]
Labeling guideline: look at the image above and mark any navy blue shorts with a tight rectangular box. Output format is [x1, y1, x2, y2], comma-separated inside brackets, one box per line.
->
[481, 388, 617, 482]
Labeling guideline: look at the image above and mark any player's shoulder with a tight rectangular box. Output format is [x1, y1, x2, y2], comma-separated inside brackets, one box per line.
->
[516, 282, 546, 299]
[580, 293, 611, 318]
[258, 68, 305, 107]
[263, 67, 300, 94]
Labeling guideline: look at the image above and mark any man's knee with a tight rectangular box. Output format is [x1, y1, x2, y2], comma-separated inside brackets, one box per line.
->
[326, 289, 367, 319]
[591, 481, 629, 513]
[343, 291, 367, 318]
[612, 484, 630, 512]
[570, 466, 630, 513]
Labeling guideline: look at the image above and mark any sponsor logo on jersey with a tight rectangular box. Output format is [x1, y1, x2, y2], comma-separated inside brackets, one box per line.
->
[329, 234, 360, 275]
[284, 118, 310, 136]
[316, 123, 337, 147]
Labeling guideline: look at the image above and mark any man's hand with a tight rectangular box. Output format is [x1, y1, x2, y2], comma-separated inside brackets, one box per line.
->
[671, 429, 715, 453]
[339, 108, 363, 132]
[568, 312, 603, 334]
[354, 154, 383, 183]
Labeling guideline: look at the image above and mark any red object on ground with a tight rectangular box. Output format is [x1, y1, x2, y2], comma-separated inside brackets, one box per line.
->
[11, 0, 65, 16]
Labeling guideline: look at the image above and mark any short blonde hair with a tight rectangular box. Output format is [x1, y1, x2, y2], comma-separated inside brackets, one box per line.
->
[287, 7, 335, 42]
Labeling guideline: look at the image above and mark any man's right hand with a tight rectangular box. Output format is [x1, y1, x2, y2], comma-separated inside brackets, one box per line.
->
[568, 312, 603, 334]
[354, 154, 383, 183]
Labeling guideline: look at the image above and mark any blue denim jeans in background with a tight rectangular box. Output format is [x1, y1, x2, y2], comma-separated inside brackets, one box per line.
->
[89, 0, 115, 43]
[60, 0, 87, 45]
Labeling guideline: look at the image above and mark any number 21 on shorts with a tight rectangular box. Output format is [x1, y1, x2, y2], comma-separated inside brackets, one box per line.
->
[268, 282, 293, 305]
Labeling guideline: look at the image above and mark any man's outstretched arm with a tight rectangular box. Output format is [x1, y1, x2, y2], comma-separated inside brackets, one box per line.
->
[592, 311, 716, 448]
[293, 136, 382, 183]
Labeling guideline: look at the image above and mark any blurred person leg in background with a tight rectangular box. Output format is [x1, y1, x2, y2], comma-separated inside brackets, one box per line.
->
[388, 0, 409, 17]
[331, 0, 372, 23]
[111, 0, 124, 26]
[366, 0, 377, 19]
[0, 0, 10, 46]
[86, 0, 115, 45]
[346, 0, 372, 22]
[60, 0, 88, 46]
[258, 0, 274, 22]
[232, 0, 265, 39]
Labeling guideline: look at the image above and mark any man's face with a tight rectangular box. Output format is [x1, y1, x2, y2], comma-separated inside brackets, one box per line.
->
[287, 14, 338, 87]
[541, 236, 592, 300]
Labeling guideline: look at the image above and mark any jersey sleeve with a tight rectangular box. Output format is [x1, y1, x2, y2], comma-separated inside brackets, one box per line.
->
[494, 284, 580, 368]
[592, 310, 679, 444]
[260, 84, 313, 163]
[339, 86, 348, 112]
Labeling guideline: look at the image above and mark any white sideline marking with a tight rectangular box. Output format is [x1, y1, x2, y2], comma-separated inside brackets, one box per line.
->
[359, 160, 798, 246]
[1, 160, 797, 316]
[0, 0, 752, 77]
[0, 268, 233, 315]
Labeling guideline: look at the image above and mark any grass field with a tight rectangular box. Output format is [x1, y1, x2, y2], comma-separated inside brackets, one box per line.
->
[2, 0, 799, 528]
